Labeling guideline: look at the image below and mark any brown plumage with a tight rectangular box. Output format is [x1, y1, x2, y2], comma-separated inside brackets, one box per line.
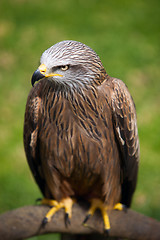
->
[24, 40, 139, 228]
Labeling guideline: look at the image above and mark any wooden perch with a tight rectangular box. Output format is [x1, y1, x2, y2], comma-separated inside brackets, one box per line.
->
[0, 202, 160, 240]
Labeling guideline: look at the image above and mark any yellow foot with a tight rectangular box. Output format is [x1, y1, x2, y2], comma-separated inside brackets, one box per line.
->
[83, 199, 125, 233]
[41, 197, 75, 226]
[114, 202, 126, 211]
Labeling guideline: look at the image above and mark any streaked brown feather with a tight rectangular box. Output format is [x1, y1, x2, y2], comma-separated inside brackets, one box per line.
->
[24, 41, 139, 210]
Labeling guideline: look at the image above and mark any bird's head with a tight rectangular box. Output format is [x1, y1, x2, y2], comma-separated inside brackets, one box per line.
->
[31, 40, 106, 90]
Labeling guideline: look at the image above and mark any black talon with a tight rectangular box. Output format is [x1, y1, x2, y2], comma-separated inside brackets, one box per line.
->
[123, 204, 127, 213]
[83, 214, 91, 224]
[104, 229, 110, 236]
[42, 217, 48, 227]
[36, 198, 42, 203]
[65, 213, 71, 227]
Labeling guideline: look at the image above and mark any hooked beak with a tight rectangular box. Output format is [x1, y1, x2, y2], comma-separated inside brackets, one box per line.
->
[31, 69, 45, 86]
[31, 64, 63, 86]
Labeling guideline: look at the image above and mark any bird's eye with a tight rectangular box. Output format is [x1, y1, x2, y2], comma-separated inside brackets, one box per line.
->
[60, 65, 69, 71]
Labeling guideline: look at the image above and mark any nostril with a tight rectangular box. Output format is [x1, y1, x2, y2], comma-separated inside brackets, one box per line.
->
[39, 64, 47, 74]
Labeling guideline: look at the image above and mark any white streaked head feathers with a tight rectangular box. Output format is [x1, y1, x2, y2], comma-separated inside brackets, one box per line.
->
[40, 40, 106, 89]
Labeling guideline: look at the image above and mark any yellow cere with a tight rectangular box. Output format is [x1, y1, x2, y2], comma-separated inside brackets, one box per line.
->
[38, 64, 63, 78]
[39, 64, 47, 74]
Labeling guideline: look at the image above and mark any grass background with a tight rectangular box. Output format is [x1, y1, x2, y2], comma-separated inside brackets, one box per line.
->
[0, 0, 160, 239]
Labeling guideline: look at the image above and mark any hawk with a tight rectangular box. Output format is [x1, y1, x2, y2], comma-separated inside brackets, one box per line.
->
[24, 40, 139, 232]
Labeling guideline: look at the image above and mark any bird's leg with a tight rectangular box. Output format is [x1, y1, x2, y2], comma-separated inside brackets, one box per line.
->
[41, 197, 75, 226]
[83, 199, 126, 233]
[83, 199, 110, 232]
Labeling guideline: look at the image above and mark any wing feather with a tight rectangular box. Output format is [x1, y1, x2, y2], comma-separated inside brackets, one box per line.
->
[110, 78, 140, 206]
[23, 83, 49, 197]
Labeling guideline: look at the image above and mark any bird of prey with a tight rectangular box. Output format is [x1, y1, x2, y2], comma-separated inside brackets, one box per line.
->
[24, 40, 139, 232]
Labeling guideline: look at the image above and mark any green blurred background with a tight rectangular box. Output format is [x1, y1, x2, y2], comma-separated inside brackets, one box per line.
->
[0, 0, 160, 239]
